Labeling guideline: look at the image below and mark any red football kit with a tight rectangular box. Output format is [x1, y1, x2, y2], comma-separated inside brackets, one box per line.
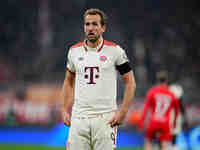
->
[139, 85, 180, 141]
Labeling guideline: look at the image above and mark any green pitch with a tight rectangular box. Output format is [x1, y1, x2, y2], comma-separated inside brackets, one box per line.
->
[0, 144, 143, 150]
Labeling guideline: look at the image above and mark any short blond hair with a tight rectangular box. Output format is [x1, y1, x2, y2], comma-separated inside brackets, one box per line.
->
[83, 8, 107, 26]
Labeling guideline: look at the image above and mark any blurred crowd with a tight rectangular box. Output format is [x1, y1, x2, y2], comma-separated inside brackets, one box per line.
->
[0, 83, 62, 127]
[0, 0, 200, 107]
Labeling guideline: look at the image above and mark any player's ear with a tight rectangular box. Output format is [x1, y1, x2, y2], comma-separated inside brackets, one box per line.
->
[102, 25, 106, 33]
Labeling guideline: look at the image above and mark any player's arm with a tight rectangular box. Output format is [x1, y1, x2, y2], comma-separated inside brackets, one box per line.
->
[173, 98, 180, 128]
[62, 47, 76, 126]
[62, 69, 75, 126]
[109, 69, 136, 127]
[109, 47, 136, 127]
[119, 70, 136, 119]
[138, 92, 152, 130]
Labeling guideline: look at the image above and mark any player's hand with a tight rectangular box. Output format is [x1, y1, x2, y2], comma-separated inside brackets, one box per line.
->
[63, 111, 71, 126]
[108, 111, 126, 128]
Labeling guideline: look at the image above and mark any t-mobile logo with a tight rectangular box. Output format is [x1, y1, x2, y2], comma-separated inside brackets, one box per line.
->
[84, 67, 99, 84]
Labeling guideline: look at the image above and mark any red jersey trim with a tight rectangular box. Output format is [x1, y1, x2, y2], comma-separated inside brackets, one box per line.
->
[97, 39, 104, 52]
[70, 42, 84, 49]
[83, 39, 104, 52]
[104, 40, 117, 47]
[83, 40, 88, 52]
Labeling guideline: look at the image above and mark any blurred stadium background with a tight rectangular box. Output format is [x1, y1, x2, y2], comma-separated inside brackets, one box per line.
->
[0, 0, 200, 150]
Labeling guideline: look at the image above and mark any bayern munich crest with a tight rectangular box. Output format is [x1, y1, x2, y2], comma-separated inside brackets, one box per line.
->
[99, 55, 107, 62]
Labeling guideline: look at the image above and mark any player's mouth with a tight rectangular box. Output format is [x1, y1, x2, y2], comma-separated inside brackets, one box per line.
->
[88, 32, 95, 36]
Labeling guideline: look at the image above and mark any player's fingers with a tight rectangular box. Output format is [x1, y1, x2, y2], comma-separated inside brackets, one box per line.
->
[111, 121, 120, 128]
[108, 117, 115, 124]
[109, 117, 120, 127]
[108, 112, 118, 124]
[64, 121, 71, 126]
[63, 114, 71, 126]
[110, 122, 115, 128]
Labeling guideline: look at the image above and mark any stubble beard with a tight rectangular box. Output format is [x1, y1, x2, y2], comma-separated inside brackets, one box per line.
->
[86, 34, 100, 43]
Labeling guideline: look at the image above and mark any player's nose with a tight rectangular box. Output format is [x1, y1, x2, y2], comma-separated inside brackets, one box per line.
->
[88, 24, 95, 30]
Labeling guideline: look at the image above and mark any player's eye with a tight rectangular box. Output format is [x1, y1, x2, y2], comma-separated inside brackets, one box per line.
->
[85, 22, 90, 26]
[92, 22, 98, 26]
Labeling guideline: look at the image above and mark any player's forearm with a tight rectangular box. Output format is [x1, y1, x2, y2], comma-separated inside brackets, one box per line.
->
[119, 80, 136, 116]
[174, 110, 179, 127]
[174, 101, 180, 127]
[62, 80, 74, 112]
[63, 90, 74, 112]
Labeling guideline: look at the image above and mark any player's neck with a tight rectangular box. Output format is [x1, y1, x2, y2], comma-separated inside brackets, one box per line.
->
[86, 37, 103, 48]
[158, 83, 168, 87]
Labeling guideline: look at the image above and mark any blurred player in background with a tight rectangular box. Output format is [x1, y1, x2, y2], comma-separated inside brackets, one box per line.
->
[138, 71, 180, 150]
[169, 84, 188, 150]
[62, 8, 136, 150]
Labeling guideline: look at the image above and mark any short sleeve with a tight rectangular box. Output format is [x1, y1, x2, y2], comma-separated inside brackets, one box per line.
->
[115, 46, 129, 66]
[66, 49, 75, 73]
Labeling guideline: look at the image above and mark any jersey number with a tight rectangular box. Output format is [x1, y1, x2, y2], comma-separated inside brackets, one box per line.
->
[155, 94, 171, 115]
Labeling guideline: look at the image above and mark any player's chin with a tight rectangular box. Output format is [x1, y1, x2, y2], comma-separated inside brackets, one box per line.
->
[86, 36, 98, 42]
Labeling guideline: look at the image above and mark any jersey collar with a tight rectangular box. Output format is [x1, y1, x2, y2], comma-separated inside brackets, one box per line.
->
[83, 38, 104, 52]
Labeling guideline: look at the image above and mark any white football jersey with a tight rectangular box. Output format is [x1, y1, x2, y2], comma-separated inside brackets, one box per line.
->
[66, 39, 129, 117]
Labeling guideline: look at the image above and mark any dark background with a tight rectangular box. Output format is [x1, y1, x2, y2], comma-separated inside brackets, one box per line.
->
[0, 0, 200, 101]
[0, 1, 200, 149]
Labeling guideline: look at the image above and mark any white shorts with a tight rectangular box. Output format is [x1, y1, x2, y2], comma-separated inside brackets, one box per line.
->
[67, 111, 117, 150]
